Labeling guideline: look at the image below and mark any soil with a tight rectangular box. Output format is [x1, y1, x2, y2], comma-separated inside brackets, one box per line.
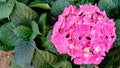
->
[0, 50, 13, 68]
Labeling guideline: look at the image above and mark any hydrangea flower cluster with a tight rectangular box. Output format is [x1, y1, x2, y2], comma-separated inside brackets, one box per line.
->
[51, 4, 116, 65]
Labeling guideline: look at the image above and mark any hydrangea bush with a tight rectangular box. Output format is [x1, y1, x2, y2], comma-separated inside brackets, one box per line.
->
[51, 4, 116, 65]
[0, 0, 120, 68]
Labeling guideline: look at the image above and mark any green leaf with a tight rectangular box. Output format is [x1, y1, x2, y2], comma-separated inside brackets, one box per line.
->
[43, 30, 58, 55]
[32, 49, 72, 68]
[98, 0, 120, 19]
[0, 41, 14, 51]
[79, 0, 94, 4]
[17, 0, 29, 4]
[80, 64, 94, 68]
[56, 61, 72, 68]
[38, 13, 47, 36]
[45, 0, 56, 3]
[29, 2, 50, 10]
[32, 49, 59, 68]
[114, 19, 120, 47]
[0, 0, 15, 20]
[14, 26, 32, 39]
[30, 21, 41, 40]
[0, 0, 7, 2]
[99, 47, 120, 68]
[50, 0, 70, 17]
[10, 59, 21, 68]
[12, 39, 36, 68]
[0, 23, 17, 46]
[10, 2, 38, 26]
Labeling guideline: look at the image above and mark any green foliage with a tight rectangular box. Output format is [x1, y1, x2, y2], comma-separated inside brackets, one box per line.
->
[0, 0, 7, 2]
[14, 26, 32, 39]
[17, 0, 29, 4]
[10, 2, 38, 25]
[0, 0, 120, 68]
[0, 0, 15, 20]
[0, 23, 17, 46]
[114, 19, 120, 46]
[0, 41, 14, 51]
[72, 0, 94, 7]
[10, 59, 21, 68]
[98, 0, 120, 19]
[50, 0, 70, 17]
[30, 21, 41, 40]
[12, 39, 36, 68]
[32, 49, 72, 68]
[43, 30, 58, 55]
[29, 0, 50, 10]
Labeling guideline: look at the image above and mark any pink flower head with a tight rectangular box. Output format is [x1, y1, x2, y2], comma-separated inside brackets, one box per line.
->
[51, 4, 116, 65]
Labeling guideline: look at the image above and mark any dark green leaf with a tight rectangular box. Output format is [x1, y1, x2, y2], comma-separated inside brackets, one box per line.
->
[17, 0, 29, 4]
[10, 2, 38, 26]
[32, 49, 59, 68]
[14, 26, 32, 39]
[98, 0, 120, 19]
[0, 41, 13, 51]
[45, 0, 56, 3]
[0, 0, 7, 2]
[99, 47, 120, 68]
[0, 0, 15, 20]
[10, 59, 21, 68]
[50, 0, 70, 17]
[114, 19, 120, 47]
[0, 23, 17, 46]
[30, 21, 41, 40]
[56, 61, 72, 68]
[79, 0, 94, 4]
[80, 64, 95, 68]
[38, 13, 47, 36]
[32, 49, 72, 68]
[29, 1, 50, 10]
[44, 30, 58, 55]
[12, 39, 36, 68]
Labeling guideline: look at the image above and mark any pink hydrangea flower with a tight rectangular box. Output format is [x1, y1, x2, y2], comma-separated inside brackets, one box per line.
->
[51, 4, 116, 65]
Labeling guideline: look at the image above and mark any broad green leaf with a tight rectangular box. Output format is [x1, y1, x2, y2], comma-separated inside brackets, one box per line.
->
[56, 61, 72, 68]
[0, 22, 34, 46]
[43, 30, 69, 60]
[0, 0, 15, 20]
[99, 47, 120, 68]
[10, 2, 38, 26]
[0, 41, 13, 51]
[98, 0, 120, 19]
[12, 39, 36, 68]
[32, 49, 72, 68]
[0, 22, 36, 68]
[38, 13, 47, 36]
[32, 49, 59, 68]
[50, 0, 70, 17]
[29, 2, 50, 10]
[10, 59, 21, 68]
[113, 49, 120, 68]
[14, 26, 32, 39]
[0, 23, 17, 46]
[30, 21, 41, 40]
[44, 30, 58, 55]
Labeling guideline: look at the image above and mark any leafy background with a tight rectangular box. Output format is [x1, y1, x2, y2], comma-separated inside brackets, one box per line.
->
[0, 0, 120, 68]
